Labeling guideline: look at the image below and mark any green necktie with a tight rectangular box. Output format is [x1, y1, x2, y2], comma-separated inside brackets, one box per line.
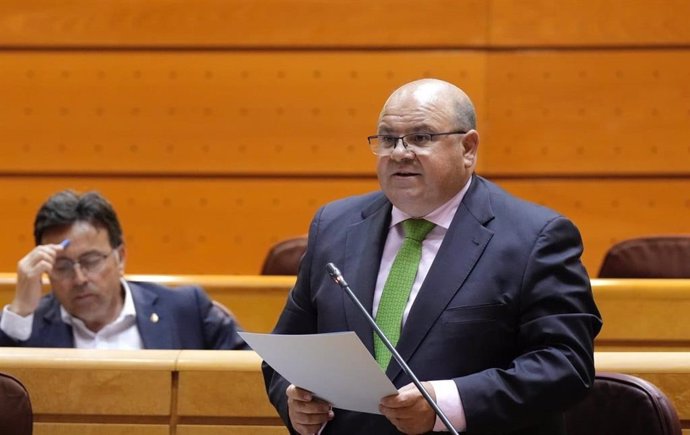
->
[374, 219, 436, 370]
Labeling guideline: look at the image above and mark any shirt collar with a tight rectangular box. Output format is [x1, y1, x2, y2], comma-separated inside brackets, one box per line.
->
[390, 177, 472, 229]
[60, 278, 137, 328]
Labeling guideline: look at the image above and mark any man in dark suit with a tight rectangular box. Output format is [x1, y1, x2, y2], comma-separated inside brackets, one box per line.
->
[0, 190, 247, 350]
[262, 79, 602, 434]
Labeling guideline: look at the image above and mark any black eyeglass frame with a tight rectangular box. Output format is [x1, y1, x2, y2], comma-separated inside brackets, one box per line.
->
[367, 130, 467, 155]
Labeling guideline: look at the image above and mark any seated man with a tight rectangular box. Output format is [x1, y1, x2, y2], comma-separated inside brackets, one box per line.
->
[0, 190, 248, 349]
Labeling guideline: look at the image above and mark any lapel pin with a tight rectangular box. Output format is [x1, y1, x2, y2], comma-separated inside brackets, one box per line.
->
[150, 313, 159, 323]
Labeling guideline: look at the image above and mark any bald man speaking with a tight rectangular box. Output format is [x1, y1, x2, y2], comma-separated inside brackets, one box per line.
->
[262, 79, 602, 435]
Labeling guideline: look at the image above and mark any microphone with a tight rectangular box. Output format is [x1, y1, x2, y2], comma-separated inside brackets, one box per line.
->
[326, 262, 459, 435]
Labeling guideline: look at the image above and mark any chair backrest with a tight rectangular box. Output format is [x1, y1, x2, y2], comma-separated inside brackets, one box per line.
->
[260, 235, 308, 275]
[212, 299, 236, 319]
[598, 235, 690, 278]
[0, 372, 33, 435]
[564, 372, 681, 435]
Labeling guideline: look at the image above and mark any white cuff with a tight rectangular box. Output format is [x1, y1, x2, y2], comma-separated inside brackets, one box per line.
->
[1, 305, 34, 341]
[429, 379, 466, 432]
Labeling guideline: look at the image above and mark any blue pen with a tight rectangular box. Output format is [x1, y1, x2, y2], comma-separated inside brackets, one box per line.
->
[59, 239, 71, 249]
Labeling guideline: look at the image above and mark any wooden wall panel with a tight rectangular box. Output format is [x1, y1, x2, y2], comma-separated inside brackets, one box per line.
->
[0, 349, 287, 433]
[0, 51, 487, 175]
[177, 427, 287, 435]
[0, 348, 174, 416]
[595, 280, 690, 346]
[0, 177, 380, 274]
[1, 0, 689, 279]
[7, 349, 690, 434]
[10, 367, 171, 415]
[483, 50, 690, 175]
[6, 1, 690, 49]
[176, 351, 278, 418]
[176, 370, 277, 418]
[497, 178, 690, 276]
[197, 276, 294, 333]
[34, 424, 168, 435]
[2, 177, 689, 276]
[0, 1, 488, 47]
[6, 48, 690, 176]
[490, 0, 690, 46]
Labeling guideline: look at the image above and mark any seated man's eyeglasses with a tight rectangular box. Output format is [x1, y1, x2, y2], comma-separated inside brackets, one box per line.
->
[367, 131, 466, 156]
[51, 250, 118, 280]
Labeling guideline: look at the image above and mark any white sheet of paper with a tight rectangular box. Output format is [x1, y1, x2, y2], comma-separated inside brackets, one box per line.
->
[240, 331, 398, 414]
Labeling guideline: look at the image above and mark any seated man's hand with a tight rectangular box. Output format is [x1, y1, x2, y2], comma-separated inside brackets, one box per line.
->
[12, 243, 65, 316]
[379, 382, 436, 434]
[286, 384, 333, 435]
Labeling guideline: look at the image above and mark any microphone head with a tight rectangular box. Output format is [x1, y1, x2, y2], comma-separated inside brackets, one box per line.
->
[326, 262, 340, 279]
[326, 263, 347, 287]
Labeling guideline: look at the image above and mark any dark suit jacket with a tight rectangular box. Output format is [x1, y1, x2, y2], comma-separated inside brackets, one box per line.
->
[0, 281, 248, 350]
[263, 175, 602, 434]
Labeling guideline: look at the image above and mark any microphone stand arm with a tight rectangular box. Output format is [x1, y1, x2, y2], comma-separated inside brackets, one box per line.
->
[327, 263, 459, 435]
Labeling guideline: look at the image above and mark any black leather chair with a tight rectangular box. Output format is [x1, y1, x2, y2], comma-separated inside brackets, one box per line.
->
[565, 372, 681, 435]
[260, 235, 308, 275]
[598, 235, 690, 278]
[0, 372, 33, 435]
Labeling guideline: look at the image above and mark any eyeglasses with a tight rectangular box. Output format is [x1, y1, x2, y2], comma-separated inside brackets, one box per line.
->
[50, 249, 118, 280]
[367, 131, 466, 156]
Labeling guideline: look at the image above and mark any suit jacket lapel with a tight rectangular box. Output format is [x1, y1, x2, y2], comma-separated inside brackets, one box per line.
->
[130, 282, 174, 349]
[39, 298, 74, 347]
[389, 176, 495, 380]
[343, 194, 391, 354]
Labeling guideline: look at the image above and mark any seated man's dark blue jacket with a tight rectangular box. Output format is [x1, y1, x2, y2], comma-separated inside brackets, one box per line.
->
[0, 281, 249, 350]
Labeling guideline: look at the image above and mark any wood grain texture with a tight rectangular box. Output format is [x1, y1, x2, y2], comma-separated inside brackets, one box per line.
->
[490, 0, 690, 46]
[0, 1, 487, 47]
